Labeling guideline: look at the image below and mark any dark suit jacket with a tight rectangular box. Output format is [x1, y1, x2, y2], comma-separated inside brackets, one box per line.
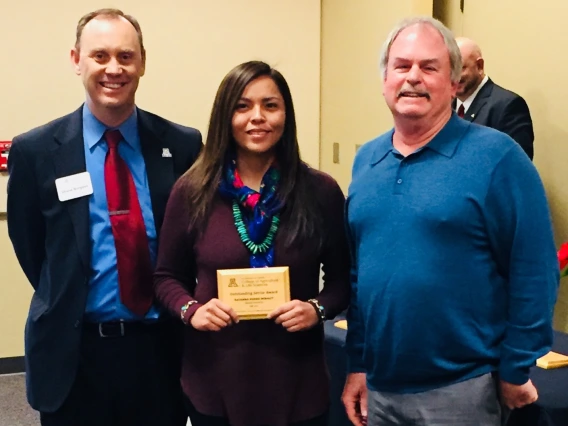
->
[7, 106, 202, 412]
[453, 78, 534, 159]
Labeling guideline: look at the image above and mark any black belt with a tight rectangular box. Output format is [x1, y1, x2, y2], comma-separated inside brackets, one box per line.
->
[83, 320, 166, 338]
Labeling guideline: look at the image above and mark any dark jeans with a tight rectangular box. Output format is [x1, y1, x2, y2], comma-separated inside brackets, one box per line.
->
[184, 394, 328, 426]
[40, 320, 186, 426]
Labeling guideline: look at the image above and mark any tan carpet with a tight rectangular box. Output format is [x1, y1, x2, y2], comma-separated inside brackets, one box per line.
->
[0, 374, 39, 426]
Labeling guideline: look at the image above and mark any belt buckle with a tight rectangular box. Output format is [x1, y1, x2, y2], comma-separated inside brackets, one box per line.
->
[98, 321, 125, 338]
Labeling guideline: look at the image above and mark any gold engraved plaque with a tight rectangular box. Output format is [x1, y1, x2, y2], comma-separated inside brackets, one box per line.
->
[217, 266, 290, 320]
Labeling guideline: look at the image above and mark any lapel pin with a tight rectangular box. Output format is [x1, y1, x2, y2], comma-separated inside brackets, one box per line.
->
[470, 114, 475, 118]
[162, 148, 172, 158]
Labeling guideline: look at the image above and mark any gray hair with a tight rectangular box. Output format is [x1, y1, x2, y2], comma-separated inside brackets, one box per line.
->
[379, 16, 462, 83]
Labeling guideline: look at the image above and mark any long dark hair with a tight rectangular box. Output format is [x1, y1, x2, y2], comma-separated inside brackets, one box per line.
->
[180, 60, 323, 248]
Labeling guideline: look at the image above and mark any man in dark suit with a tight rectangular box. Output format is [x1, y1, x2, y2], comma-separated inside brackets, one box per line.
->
[454, 37, 534, 159]
[7, 8, 202, 426]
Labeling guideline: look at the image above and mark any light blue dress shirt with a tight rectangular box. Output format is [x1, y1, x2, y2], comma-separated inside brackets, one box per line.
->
[82, 105, 160, 322]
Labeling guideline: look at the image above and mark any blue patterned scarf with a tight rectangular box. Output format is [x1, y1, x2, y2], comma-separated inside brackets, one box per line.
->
[219, 159, 282, 267]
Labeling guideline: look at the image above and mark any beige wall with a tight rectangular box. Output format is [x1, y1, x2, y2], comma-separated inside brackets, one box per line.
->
[320, 0, 433, 192]
[433, 0, 463, 35]
[0, 0, 321, 358]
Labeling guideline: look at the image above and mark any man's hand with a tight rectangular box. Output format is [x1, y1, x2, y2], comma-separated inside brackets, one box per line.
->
[499, 379, 538, 409]
[267, 300, 319, 332]
[190, 299, 239, 331]
[342, 373, 368, 426]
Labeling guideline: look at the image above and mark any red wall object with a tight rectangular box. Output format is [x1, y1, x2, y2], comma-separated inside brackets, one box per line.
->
[0, 141, 12, 171]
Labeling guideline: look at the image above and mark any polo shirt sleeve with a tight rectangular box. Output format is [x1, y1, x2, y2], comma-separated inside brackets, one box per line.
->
[483, 144, 559, 385]
[345, 153, 368, 374]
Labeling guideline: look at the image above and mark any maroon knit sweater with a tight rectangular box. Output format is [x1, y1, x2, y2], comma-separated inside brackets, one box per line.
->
[154, 168, 350, 426]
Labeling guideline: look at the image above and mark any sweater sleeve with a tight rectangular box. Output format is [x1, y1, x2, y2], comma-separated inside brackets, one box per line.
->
[483, 145, 558, 384]
[154, 181, 203, 321]
[314, 175, 351, 318]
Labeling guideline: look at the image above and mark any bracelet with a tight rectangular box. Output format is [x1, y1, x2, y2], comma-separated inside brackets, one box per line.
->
[307, 298, 326, 324]
[180, 300, 198, 324]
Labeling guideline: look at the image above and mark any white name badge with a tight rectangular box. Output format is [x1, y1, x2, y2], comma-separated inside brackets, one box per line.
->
[55, 172, 94, 202]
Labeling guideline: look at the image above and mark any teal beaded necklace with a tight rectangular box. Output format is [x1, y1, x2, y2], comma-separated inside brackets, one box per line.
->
[232, 200, 280, 254]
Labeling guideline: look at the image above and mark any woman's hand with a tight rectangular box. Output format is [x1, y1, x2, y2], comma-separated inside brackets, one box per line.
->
[190, 298, 239, 331]
[268, 300, 319, 332]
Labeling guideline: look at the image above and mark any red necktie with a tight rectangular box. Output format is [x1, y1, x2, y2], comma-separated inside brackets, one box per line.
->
[457, 104, 465, 118]
[104, 130, 153, 316]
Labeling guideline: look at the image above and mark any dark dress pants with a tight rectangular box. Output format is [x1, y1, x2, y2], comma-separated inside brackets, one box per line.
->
[40, 320, 186, 426]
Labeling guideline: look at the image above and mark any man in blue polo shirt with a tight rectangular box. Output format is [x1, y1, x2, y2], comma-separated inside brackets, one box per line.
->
[342, 16, 558, 426]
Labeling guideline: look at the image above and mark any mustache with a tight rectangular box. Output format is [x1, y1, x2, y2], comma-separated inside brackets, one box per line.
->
[397, 89, 430, 100]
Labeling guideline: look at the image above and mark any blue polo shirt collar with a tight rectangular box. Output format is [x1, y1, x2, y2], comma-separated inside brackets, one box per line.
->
[370, 112, 467, 164]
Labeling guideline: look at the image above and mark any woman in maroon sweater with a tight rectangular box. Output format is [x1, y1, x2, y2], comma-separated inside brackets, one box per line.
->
[154, 61, 350, 426]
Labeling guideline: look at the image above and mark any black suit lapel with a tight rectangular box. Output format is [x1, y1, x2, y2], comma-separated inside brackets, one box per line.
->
[464, 79, 494, 122]
[137, 109, 176, 236]
[51, 106, 90, 270]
